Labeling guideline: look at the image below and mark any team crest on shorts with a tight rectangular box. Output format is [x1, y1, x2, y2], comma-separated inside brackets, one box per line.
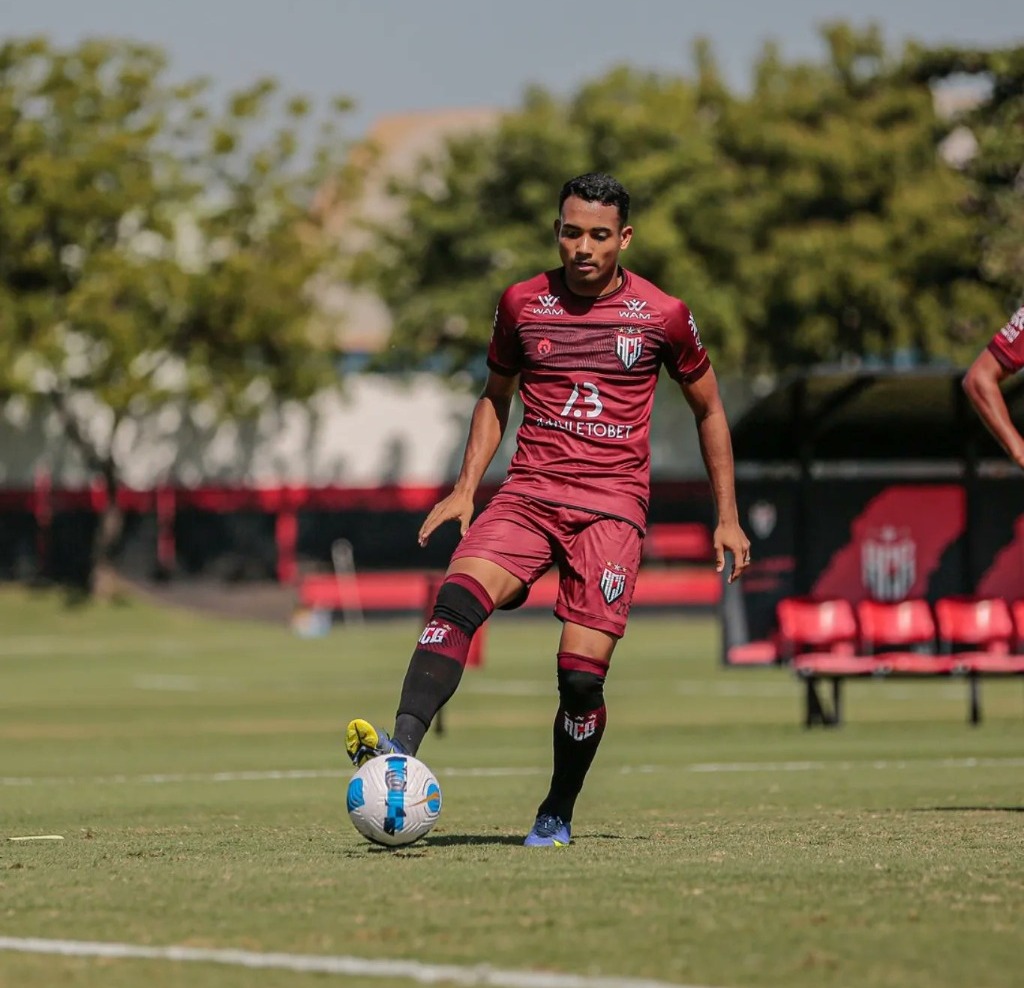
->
[599, 563, 628, 604]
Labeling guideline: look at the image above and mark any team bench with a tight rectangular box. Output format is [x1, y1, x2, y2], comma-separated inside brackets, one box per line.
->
[773, 596, 1024, 727]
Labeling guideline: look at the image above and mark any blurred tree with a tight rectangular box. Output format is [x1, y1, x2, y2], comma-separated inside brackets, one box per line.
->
[716, 23, 1004, 371]
[356, 24, 1018, 378]
[904, 43, 1024, 307]
[356, 68, 743, 375]
[0, 37, 355, 594]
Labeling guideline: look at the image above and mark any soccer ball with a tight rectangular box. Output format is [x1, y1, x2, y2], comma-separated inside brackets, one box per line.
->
[346, 753, 442, 847]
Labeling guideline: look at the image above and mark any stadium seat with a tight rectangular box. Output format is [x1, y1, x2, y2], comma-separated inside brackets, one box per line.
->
[780, 597, 1022, 729]
[932, 596, 1024, 723]
[776, 596, 867, 728]
[855, 599, 955, 675]
[934, 596, 1013, 656]
[1012, 601, 1024, 653]
[933, 596, 1024, 722]
[775, 596, 859, 662]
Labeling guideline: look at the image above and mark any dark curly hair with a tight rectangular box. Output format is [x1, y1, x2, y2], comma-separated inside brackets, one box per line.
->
[558, 173, 630, 225]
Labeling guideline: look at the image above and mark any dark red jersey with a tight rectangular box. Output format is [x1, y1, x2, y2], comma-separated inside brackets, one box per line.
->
[987, 306, 1024, 373]
[487, 267, 710, 531]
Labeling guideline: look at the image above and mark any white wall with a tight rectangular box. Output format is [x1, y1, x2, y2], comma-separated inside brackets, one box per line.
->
[0, 372, 731, 490]
[0, 375, 484, 489]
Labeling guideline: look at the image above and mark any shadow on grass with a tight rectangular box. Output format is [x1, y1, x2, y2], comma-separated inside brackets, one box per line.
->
[336, 835, 524, 856]
[423, 832, 646, 846]
[337, 833, 646, 855]
[422, 834, 526, 847]
[916, 806, 1024, 813]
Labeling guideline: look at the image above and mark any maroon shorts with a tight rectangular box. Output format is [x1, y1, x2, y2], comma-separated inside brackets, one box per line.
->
[450, 491, 642, 637]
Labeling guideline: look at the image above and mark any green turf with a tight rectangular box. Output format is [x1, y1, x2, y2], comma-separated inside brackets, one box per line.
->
[1, 586, 1022, 988]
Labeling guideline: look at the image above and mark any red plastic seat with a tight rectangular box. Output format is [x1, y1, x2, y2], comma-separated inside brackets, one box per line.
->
[780, 598, 869, 727]
[934, 596, 1013, 655]
[855, 599, 950, 675]
[776, 596, 859, 662]
[1012, 601, 1024, 653]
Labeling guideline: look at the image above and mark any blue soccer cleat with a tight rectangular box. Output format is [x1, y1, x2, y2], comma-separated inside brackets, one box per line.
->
[345, 719, 405, 768]
[523, 813, 572, 847]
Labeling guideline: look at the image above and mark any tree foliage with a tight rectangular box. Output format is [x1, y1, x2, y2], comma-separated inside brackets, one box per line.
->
[0, 37, 356, 584]
[357, 24, 1023, 379]
[904, 42, 1024, 300]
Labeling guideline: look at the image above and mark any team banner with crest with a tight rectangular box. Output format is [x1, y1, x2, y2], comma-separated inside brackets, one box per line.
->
[724, 478, 1024, 661]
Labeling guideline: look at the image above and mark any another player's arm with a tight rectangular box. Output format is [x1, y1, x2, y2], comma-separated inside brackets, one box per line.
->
[962, 349, 1024, 469]
[679, 365, 751, 583]
[418, 369, 519, 546]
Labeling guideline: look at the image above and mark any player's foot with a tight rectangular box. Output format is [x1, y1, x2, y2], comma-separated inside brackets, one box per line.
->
[346, 719, 405, 767]
[523, 813, 571, 847]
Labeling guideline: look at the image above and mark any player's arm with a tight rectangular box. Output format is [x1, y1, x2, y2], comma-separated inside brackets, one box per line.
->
[962, 349, 1024, 469]
[679, 366, 751, 583]
[418, 369, 519, 546]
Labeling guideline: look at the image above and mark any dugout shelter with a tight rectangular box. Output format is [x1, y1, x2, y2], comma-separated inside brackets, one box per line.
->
[722, 366, 1024, 665]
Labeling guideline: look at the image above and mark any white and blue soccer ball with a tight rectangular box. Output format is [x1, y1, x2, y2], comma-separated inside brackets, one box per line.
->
[346, 753, 442, 847]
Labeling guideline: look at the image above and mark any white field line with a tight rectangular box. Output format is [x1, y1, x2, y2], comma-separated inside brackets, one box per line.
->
[124, 678, 975, 700]
[0, 637, 295, 658]
[463, 680, 800, 698]
[0, 936, 717, 988]
[401, 679, 975, 700]
[3, 757, 1023, 789]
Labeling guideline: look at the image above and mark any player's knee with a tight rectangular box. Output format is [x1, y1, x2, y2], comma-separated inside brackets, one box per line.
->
[432, 574, 494, 636]
[557, 668, 605, 714]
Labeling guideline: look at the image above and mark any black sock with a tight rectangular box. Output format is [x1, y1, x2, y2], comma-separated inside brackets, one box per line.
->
[537, 702, 607, 822]
[392, 574, 493, 755]
[393, 652, 465, 755]
[536, 658, 609, 823]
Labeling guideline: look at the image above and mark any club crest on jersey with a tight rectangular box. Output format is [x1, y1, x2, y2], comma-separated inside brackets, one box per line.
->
[537, 338, 552, 357]
[532, 294, 565, 316]
[616, 330, 644, 369]
[599, 563, 628, 604]
[618, 298, 651, 320]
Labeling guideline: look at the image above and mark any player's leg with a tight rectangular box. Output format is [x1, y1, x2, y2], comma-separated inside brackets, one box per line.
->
[347, 558, 522, 766]
[389, 556, 526, 755]
[524, 623, 616, 847]
[524, 511, 641, 846]
[347, 494, 553, 766]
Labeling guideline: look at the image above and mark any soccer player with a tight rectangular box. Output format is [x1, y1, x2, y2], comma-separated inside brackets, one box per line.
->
[963, 305, 1024, 469]
[347, 172, 751, 846]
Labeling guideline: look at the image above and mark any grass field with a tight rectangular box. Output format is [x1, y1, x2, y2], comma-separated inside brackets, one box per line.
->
[1, 586, 1022, 988]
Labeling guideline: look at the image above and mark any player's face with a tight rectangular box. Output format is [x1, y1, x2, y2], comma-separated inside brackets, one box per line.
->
[555, 196, 632, 296]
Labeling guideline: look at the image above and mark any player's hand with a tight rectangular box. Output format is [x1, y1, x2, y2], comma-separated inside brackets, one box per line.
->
[714, 520, 751, 584]
[418, 489, 476, 547]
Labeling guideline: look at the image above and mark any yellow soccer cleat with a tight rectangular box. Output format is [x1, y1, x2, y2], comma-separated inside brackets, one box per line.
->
[346, 718, 401, 767]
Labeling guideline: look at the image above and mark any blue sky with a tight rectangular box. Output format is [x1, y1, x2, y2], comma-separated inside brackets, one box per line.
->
[1, 0, 1021, 133]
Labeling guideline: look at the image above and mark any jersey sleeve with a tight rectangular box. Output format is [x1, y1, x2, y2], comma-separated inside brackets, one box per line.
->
[486, 287, 522, 376]
[987, 306, 1024, 373]
[663, 300, 711, 384]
